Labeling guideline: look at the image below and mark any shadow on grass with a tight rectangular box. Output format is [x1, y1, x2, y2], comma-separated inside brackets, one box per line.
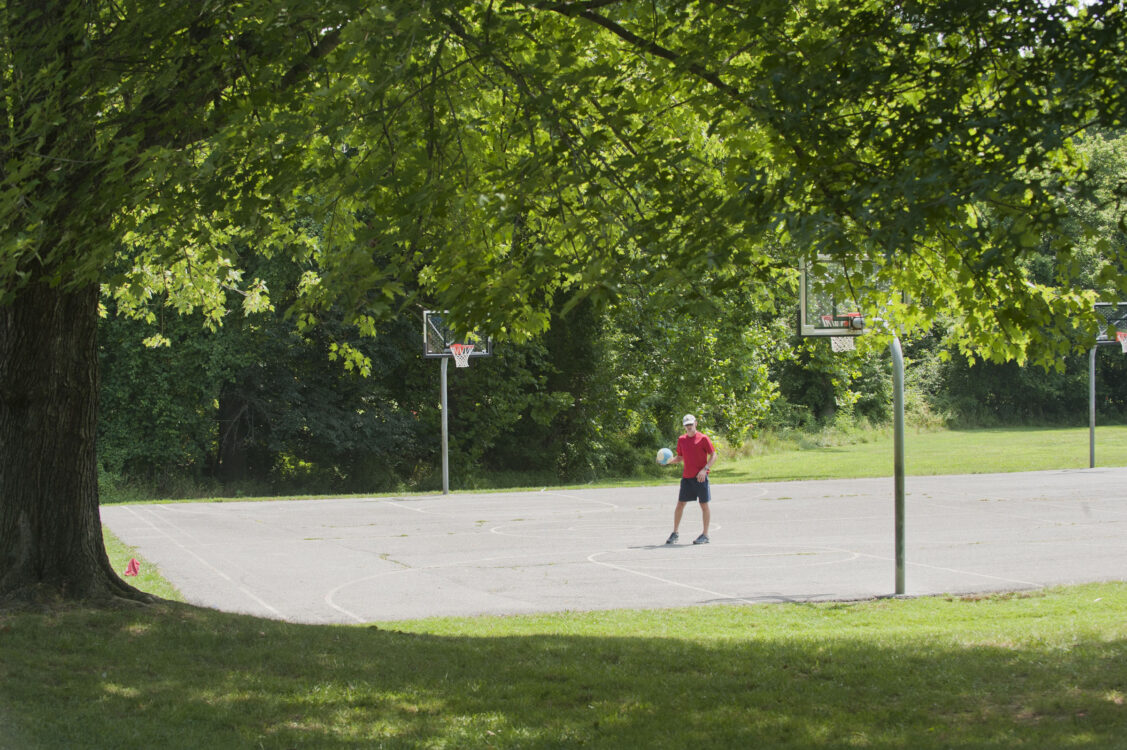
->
[2, 601, 1125, 749]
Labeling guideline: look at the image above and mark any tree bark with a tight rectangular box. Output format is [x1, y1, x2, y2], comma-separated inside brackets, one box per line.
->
[0, 282, 144, 605]
[217, 389, 251, 485]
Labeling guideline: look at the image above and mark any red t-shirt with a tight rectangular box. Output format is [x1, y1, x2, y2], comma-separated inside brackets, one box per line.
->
[677, 432, 715, 479]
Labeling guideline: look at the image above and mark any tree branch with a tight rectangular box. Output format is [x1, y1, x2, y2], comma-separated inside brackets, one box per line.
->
[536, 2, 746, 103]
[280, 24, 345, 90]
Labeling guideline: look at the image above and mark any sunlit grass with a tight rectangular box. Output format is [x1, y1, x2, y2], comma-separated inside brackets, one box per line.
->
[2, 581, 1125, 749]
[4, 441, 1125, 748]
[715, 425, 1127, 483]
[99, 425, 1127, 505]
[103, 528, 184, 602]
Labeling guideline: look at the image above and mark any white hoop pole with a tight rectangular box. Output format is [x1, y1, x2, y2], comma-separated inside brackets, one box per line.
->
[441, 356, 449, 494]
[892, 336, 906, 595]
[1090, 346, 1097, 469]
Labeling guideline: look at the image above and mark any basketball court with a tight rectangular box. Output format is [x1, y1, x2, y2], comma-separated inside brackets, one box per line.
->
[101, 467, 1127, 624]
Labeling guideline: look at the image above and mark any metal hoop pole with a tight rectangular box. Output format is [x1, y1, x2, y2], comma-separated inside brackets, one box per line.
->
[1090, 346, 1097, 469]
[441, 356, 449, 495]
[892, 336, 906, 595]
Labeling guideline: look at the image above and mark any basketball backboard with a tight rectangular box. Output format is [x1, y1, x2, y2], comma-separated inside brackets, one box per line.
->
[798, 257, 865, 338]
[1094, 302, 1127, 345]
[423, 310, 493, 359]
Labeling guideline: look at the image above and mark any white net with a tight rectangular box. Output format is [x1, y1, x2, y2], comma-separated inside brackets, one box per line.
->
[830, 336, 856, 353]
[450, 343, 475, 367]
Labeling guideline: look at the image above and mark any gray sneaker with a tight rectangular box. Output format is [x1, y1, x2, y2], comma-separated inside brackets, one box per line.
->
[693, 534, 710, 545]
[665, 531, 679, 545]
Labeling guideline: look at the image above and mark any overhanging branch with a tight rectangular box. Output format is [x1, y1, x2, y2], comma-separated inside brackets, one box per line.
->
[532, 1, 746, 103]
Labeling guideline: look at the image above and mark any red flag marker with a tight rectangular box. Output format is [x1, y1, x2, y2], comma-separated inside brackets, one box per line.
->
[124, 558, 140, 576]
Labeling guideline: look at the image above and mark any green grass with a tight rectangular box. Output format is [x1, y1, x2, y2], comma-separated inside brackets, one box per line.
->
[3, 580, 1126, 748]
[5, 426, 1125, 747]
[102, 529, 184, 602]
[713, 425, 1127, 483]
[98, 425, 1127, 505]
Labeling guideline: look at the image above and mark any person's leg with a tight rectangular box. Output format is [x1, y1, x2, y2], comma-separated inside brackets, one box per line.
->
[693, 479, 711, 543]
[675, 478, 699, 532]
[667, 500, 689, 544]
[673, 500, 687, 532]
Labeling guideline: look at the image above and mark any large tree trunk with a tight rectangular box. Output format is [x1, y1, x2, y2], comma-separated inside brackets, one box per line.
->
[0, 282, 145, 605]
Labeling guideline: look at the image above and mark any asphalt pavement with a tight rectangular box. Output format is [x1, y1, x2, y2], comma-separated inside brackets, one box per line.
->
[100, 467, 1127, 623]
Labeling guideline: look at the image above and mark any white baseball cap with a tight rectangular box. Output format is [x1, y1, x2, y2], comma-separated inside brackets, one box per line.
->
[682, 414, 696, 426]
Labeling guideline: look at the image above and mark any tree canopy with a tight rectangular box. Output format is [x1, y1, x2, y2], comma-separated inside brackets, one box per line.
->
[9, 1, 1125, 357]
[3, 0, 1127, 603]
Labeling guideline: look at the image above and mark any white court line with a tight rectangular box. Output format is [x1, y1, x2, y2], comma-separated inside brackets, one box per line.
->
[323, 551, 555, 623]
[561, 485, 774, 503]
[321, 538, 1044, 623]
[484, 492, 630, 537]
[121, 506, 286, 619]
[537, 490, 621, 511]
[385, 492, 620, 519]
[385, 500, 434, 515]
[836, 547, 1043, 589]
[488, 522, 596, 538]
[612, 546, 862, 572]
[146, 504, 217, 515]
[590, 541, 1041, 599]
[586, 549, 760, 605]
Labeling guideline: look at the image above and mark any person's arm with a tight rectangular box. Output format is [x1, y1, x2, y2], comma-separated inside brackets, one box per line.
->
[696, 450, 715, 482]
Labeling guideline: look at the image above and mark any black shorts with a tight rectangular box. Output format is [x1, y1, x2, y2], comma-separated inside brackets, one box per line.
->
[678, 477, 711, 504]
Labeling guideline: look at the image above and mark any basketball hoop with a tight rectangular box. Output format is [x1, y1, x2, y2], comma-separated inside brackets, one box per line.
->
[449, 343, 474, 367]
[830, 336, 856, 353]
[1117, 331, 1127, 354]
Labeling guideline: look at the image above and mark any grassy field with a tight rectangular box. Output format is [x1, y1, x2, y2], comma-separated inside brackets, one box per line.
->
[2, 580, 1125, 748]
[3, 426, 1126, 748]
[712, 424, 1127, 484]
[99, 425, 1127, 504]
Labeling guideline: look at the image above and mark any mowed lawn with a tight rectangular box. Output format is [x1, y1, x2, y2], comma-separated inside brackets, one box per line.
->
[3, 582, 1125, 749]
[713, 425, 1127, 483]
[2, 426, 1126, 748]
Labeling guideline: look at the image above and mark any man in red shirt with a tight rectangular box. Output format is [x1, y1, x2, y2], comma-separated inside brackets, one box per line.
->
[665, 414, 716, 545]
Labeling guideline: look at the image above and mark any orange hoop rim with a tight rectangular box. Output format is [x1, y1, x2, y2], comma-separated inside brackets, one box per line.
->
[449, 343, 475, 367]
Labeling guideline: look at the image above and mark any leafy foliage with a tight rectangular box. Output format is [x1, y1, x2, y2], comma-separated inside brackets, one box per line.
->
[46, 1, 1121, 362]
[7, 1, 1127, 596]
